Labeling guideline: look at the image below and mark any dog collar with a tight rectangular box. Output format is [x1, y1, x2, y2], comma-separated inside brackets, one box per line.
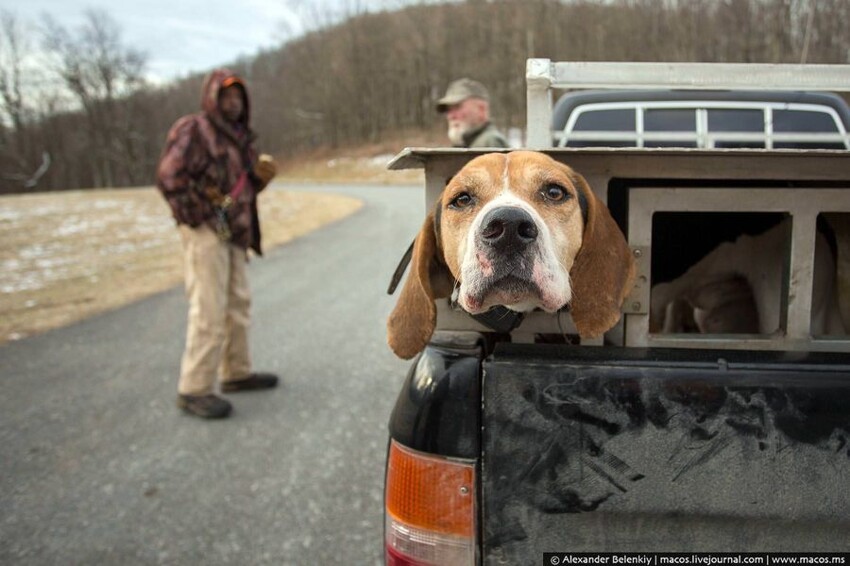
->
[469, 306, 525, 333]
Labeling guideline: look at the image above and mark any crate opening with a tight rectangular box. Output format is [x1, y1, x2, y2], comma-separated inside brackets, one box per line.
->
[649, 211, 789, 336]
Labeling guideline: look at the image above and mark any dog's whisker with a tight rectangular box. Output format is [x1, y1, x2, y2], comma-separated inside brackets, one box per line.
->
[556, 257, 569, 273]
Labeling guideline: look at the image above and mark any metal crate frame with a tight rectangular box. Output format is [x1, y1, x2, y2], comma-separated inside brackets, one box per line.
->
[389, 147, 850, 351]
[625, 187, 850, 352]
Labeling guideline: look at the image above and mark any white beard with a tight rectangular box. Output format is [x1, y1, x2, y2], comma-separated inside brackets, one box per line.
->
[447, 123, 467, 146]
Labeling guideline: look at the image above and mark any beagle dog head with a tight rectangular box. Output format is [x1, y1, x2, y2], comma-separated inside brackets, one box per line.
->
[387, 150, 635, 359]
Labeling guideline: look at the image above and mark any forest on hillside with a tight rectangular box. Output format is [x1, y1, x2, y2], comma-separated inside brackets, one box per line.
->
[2, 0, 850, 193]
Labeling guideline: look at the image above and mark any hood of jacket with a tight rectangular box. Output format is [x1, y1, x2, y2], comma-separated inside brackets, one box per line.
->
[201, 68, 251, 127]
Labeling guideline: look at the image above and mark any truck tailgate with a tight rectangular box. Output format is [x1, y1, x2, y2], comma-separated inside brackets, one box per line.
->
[482, 344, 850, 563]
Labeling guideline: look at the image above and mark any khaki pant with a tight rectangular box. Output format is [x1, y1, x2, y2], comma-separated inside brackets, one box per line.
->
[178, 224, 251, 395]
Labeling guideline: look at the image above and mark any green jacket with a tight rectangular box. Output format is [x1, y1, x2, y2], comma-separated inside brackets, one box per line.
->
[463, 122, 509, 148]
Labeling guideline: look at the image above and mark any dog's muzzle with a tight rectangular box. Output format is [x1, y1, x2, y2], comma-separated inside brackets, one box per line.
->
[459, 205, 549, 313]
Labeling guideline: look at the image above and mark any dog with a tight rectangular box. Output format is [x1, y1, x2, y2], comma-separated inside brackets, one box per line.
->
[651, 219, 847, 336]
[387, 151, 635, 359]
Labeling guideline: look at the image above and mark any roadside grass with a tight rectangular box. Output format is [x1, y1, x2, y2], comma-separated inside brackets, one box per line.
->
[279, 154, 423, 185]
[0, 187, 362, 344]
[275, 129, 443, 185]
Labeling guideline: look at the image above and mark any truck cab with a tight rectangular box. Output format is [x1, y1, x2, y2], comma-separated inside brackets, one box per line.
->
[384, 60, 850, 565]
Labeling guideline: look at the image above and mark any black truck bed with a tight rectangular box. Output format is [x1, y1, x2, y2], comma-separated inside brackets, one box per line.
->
[482, 345, 850, 563]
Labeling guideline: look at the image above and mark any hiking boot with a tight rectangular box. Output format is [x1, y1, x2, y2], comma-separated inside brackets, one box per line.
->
[221, 372, 279, 393]
[177, 394, 232, 419]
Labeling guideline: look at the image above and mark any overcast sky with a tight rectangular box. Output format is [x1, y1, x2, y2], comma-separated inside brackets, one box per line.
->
[2, 0, 401, 84]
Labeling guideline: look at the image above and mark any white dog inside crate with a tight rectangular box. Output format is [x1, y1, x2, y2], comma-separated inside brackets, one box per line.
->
[650, 217, 847, 337]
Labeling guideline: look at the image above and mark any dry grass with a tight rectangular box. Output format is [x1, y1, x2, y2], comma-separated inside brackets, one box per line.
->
[0, 187, 362, 343]
[276, 130, 443, 185]
[278, 154, 424, 185]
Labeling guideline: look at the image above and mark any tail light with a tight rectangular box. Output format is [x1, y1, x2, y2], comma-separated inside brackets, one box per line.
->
[385, 440, 477, 565]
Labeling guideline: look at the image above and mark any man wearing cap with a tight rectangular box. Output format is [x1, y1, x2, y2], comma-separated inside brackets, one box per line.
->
[436, 77, 509, 148]
[156, 68, 279, 419]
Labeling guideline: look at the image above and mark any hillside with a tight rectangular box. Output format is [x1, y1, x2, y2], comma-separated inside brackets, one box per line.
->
[3, 0, 849, 194]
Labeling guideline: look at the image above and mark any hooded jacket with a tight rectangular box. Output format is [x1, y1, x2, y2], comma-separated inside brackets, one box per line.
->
[156, 68, 265, 254]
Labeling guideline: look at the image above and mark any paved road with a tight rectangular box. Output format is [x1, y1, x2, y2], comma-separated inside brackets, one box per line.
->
[0, 182, 424, 565]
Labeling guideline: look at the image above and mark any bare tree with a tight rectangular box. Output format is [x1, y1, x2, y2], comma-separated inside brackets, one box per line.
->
[0, 11, 25, 135]
[41, 8, 147, 187]
[0, 10, 51, 191]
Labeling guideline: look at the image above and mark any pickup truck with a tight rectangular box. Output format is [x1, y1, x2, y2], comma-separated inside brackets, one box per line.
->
[383, 60, 850, 565]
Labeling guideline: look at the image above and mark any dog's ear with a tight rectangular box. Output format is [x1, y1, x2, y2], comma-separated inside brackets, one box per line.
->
[387, 210, 453, 359]
[567, 170, 636, 338]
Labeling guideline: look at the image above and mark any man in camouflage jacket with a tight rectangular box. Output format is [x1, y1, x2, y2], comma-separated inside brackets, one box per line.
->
[157, 68, 279, 419]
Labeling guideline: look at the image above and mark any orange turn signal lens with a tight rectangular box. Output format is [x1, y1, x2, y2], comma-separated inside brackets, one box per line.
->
[385, 440, 475, 537]
[385, 440, 477, 565]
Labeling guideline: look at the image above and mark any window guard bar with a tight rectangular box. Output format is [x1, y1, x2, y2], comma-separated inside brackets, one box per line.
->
[553, 131, 850, 148]
[554, 101, 850, 149]
[527, 59, 850, 148]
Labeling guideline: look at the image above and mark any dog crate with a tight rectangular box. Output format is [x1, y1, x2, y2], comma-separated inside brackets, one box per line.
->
[388, 61, 850, 353]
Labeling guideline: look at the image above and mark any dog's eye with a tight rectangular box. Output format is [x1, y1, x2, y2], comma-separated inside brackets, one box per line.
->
[449, 192, 474, 209]
[542, 184, 569, 202]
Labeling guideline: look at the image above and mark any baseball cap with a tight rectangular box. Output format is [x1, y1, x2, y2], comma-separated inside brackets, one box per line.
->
[436, 78, 490, 112]
[221, 75, 245, 89]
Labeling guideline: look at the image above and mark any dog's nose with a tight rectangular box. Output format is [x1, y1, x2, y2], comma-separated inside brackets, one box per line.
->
[480, 207, 538, 251]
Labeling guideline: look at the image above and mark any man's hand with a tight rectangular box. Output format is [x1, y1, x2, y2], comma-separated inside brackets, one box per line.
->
[254, 154, 277, 189]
